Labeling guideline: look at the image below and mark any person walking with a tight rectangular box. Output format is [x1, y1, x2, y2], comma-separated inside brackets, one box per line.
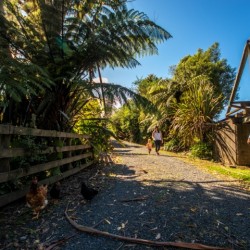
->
[146, 138, 153, 154]
[152, 126, 163, 155]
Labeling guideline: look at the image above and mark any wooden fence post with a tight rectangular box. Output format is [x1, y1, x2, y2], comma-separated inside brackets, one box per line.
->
[0, 134, 10, 173]
[66, 138, 72, 169]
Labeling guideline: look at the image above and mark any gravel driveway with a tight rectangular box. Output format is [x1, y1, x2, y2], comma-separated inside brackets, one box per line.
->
[0, 141, 249, 250]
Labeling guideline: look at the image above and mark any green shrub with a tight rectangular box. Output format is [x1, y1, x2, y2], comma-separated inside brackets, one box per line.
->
[164, 138, 181, 152]
[190, 142, 212, 159]
[10, 135, 48, 171]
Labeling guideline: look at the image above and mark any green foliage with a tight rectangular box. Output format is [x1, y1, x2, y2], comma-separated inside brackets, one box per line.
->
[169, 78, 223, 148]
[79, 121, 115, 155]
[74, 99, 117, 155]
[129, 44, 235, 152]
[172, 43, 236, 105]
[0, 136, 49, 195]
[111, 102, 143, 143]
[132, 75, 174, 133]
[163, 138, 182, 152]
[0, 0, 171, 131]
[0, 178, 25, 195]
[190, 141, 212, 160]
[112, 44, 235, 160]
[10, 136, 48, 171]
[133, 74, 161, 98]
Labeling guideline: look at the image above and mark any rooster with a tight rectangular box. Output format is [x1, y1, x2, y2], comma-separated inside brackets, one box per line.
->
[26, 177, 48, 219]
[81, 182, 98, 201]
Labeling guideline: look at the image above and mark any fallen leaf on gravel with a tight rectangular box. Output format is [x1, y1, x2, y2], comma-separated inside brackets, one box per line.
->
[117, 221, 128, 230]
[150, 227, 158, 231]
[155, 233, 161, 240]
[187, 223, 197, 228]
[108, 173, 116, 177]
[104, 219, 111, 224]
[190, 207, 197, 213]
[42, 227, 50, 233]
[216, 220, 224, 226]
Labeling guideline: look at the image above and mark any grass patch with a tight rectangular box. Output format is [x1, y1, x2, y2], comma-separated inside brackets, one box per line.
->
[207, 165, 250, 182]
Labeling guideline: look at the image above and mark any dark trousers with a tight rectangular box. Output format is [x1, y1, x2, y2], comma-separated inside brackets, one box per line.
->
[154, 140, 161, 152]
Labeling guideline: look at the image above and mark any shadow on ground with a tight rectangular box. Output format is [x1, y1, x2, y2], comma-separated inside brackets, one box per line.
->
[0, 142, 249, 250]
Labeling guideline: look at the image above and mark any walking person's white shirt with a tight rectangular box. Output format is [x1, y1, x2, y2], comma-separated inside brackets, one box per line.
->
[153, 132, 162, 140]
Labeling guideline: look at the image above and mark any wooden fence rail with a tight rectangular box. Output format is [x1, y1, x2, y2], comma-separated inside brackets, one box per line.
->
[0, 124, 95, 207]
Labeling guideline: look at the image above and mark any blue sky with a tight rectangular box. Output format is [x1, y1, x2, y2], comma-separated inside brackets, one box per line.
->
[102, 0, 250, 104]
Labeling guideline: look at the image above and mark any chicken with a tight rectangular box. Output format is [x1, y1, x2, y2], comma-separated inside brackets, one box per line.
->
[26, 177, 48, 219]
[81, 182, 98, 201]
[50, 181, 61, 200]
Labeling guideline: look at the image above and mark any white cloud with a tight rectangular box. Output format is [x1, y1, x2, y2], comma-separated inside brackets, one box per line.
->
[93, 77, 109, 83]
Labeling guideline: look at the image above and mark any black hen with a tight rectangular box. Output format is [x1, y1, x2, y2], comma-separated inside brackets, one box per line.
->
[50, 182, 61, 199]
[81, 182, 98, 201]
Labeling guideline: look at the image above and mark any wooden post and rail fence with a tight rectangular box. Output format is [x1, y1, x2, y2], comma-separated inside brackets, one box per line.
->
[0, 124, 95, 207]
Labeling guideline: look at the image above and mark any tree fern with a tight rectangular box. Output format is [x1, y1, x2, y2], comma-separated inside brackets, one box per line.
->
[1, 0, 171, 130]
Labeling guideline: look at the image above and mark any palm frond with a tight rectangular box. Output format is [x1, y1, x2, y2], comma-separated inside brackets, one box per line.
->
[91, 82, 156, 112]
[1, 0, 171, 130]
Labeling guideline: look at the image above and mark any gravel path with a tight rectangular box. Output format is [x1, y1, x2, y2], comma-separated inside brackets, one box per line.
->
[0, 141, 249, 250]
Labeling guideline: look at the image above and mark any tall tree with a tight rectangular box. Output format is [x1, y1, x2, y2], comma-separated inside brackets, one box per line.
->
[172, 43, 236, 106]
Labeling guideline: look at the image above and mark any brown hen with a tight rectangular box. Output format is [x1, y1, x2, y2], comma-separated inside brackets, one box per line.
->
[26, 177, 48, 219]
